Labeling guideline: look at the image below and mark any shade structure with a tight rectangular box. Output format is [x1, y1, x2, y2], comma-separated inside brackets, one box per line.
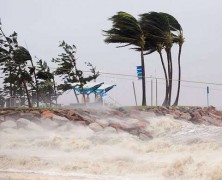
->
[72, 82, 104, 95]
[95, 84, 116, 96]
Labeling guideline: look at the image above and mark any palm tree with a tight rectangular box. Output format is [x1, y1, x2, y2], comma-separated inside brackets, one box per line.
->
[139, 12, 183, 106]
[161, 13, 185, 106]
[139, 12, 173, 106]
[103, 11, 147, 106]
[139, 13, 169, 106]
[172, 31, 184, 106]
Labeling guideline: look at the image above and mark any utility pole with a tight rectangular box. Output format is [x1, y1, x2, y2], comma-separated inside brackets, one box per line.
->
[151, 78, 153, 106]
[132, 81, 137, 106]
[156, 78, 158, 106]
[207, 86, 209, 107]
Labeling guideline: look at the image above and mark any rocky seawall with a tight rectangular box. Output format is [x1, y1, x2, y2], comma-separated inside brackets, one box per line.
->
[0, 106, 222, 140]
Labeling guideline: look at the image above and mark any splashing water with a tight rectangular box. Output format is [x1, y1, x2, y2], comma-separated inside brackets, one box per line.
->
[1, 110, 222, 180]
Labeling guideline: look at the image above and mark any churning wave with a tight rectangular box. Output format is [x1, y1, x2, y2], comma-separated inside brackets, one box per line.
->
[1, 111, 222, 180]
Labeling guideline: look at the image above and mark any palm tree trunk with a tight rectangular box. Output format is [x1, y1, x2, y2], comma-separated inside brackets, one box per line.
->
[168, 50, 173, 106]
[173, 44, 182, 106]
[166, 50, 172, 106]
[141, 49, 146, 106]
[158, 51, 169, 106]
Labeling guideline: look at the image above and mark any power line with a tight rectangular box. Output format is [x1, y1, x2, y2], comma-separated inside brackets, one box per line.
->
[15, 64, 222, 87]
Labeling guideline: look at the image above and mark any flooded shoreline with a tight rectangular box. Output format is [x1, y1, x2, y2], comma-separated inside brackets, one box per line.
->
[1, 108, 222, 179]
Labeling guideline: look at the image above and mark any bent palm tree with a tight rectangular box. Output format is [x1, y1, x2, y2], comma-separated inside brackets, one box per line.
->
[139, 13, 169, 106]
[140, 12, 174, 106]
[140, 12, 183, 106]
[163, 13, 184, 106]
[103, 11, 147, 106]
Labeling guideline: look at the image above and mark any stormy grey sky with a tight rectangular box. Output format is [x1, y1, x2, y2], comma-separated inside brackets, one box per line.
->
[1, 0, 222, 107]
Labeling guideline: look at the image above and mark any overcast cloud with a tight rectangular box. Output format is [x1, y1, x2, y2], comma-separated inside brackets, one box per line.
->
[1, 0, 222, 107]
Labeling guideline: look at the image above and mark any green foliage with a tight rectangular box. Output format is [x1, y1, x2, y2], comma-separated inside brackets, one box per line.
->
[104, 11, 184, 106]
[52, 41, 99, 89]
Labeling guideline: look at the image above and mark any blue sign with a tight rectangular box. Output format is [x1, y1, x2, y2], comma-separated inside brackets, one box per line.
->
[137, 66, 142, 79]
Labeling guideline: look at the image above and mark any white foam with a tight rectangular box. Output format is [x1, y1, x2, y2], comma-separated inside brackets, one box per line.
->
[1, 112, 222, 179]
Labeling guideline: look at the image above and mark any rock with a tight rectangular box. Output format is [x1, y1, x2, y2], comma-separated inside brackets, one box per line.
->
[0, 111, 8, 115]
[160, 106, 169, 111]
[0, 115, 4, 121]
[180, 113, 192, 120]
[191, 111, 202, 122]
[19, 112, 35, 120]
[139, 133, 152, 140]
[104, 127, 117, 133]
[95, 119, 109, 128]
[202, 116, 222, 126]
[4, 112, 20, 121]
[17, 118, 31, 128]
[129, 129, 139, 135]
[128, 119, 147, 128]
[1, 120, 17, 128]
[30, 111, 41, 118]
[166, 114, 174, 118]
[67, 110, 77, 116]
[53, 115, 69, 122]
[41, 111, 54, 119]
[89, 122, 103, 132]
[144, 111, 156, 118]
[209, 112, 222, 120]
[174, 110, 182, 116]
[75, 121, 87, 126]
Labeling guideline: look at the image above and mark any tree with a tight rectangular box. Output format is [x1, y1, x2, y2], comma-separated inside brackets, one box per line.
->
[52, 41, 99, 104]
[0, 23, 33, 107]
[139, 12, 183, 106]
[13, 46, 34, 107]
[36, 59, 58, 106]
[103, 11, 147, 106]
[139, 12, 169, 106]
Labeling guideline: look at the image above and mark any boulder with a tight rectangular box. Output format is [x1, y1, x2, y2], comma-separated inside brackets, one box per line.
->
[144, 111, 156, 118]
[180, 113, 192, 120]
[4, 112, 20, 121]
[41, 111, 54, 119]
[209, 113, 222, 120]
[0, 111, 8, 115]
[75, 121, 87, 126]
[95, 119, 109, 128]
[67, 110, 77, 117]
[1, 120, 17, 128]
[191, 111, 202, 122]
[104, 126, 117, 133]
[89, 122, 103, 132]
[19, 112, 35, 120]
[139, 133, 152, 141]
[202, 116, 222, 126]
[53, 115, 69, 122]
[17, 118, 31, 128]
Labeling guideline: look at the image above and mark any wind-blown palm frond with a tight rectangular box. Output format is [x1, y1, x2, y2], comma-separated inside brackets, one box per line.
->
[103, 11, 147, 106]
[104, 12, 144, 48]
